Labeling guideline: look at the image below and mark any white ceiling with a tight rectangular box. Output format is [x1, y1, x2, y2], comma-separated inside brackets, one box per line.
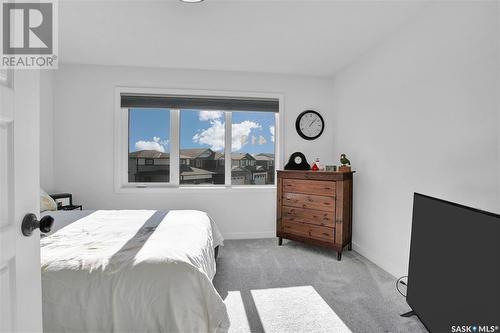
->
[59, 0, 427, 77]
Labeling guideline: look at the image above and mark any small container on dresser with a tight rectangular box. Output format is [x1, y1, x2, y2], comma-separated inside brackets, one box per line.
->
[276, 170, 354, 260]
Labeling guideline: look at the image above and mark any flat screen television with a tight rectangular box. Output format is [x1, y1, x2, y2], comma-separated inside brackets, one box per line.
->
[407, 193, 500, 333]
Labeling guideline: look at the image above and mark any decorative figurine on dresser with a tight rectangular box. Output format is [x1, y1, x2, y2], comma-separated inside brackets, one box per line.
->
[276, 169, 354, 260]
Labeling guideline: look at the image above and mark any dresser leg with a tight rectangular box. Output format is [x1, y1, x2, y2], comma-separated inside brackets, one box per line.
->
[337, 251, 342, 261]
[278, 237, 283, 246]
[348, 242, 352, 251]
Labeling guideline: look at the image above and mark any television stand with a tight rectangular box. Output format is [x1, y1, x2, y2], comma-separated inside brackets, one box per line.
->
[400, 310, 416, 318]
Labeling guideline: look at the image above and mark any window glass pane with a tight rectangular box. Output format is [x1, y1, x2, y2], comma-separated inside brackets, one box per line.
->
[179, 110, 225, 185]
[128, 108, 170, 183]
[231, 112, 275, 185]
[0, 70, 7, 82]
[0, 69, 11, 88]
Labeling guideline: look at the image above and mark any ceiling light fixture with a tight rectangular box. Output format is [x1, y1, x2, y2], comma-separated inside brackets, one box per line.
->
[180, 0, 204, 3]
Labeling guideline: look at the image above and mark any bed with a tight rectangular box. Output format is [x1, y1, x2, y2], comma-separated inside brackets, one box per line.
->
[40, 209, 229, 333]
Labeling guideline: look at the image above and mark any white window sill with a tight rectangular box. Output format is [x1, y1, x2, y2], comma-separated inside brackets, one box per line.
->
[115, 185, 277, 194]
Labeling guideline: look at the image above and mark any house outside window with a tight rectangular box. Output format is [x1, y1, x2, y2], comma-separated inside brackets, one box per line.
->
[116, 88, 282, 190]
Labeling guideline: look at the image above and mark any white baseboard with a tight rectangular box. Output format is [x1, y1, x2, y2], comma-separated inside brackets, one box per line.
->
[222, 231, 276, 239]
[351, 241, 399, 278]
[351, 241, 365, 256]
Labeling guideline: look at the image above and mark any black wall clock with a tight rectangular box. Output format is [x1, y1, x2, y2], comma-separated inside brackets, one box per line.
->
[295, 110, 324, 140]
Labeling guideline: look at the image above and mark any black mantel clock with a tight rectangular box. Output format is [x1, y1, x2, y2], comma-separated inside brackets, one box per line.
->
[284, 152, 310, 170]
[295, 110, 325, 140]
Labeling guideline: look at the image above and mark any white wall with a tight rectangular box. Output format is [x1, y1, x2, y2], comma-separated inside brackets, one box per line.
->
[51, 64, 334, 238]
[40, 71, 55, 192]
[332, 1, 500, 277]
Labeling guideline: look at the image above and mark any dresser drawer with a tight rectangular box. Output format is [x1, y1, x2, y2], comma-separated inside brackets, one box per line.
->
[282, 192, 335, 212]
[282, 206, 334, 227]
[282, 220, 334, 243]
[282, 179, 335, 196]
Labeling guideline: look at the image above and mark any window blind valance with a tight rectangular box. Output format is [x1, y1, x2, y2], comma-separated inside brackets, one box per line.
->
[121, 94, 279, 112]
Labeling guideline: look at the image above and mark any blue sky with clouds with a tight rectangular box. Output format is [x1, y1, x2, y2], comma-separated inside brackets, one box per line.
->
[129, 109, 170, 153]
[129, 109, 275, 154]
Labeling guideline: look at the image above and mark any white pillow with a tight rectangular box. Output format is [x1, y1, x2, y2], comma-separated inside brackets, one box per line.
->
[40, 189, 57, 212]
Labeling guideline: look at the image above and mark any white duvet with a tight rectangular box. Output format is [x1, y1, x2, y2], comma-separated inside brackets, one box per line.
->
[40, 210, 229, 333]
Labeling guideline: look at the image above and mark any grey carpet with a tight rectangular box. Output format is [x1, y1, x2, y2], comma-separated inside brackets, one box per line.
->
[213, 239, 428, 333]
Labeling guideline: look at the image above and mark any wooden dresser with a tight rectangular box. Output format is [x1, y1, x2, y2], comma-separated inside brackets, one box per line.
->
[276, 170, 354, 260]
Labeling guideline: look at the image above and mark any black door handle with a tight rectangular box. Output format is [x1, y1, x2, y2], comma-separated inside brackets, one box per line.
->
[21, 213, 54, 236]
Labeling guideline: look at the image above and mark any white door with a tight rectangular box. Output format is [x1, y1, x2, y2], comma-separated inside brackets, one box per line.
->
[0, 69, 43, 332]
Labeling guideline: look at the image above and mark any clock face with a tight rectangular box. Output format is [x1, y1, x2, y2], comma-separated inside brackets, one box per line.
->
[294, 156, 302, 164]
[296, 110, 324, 140]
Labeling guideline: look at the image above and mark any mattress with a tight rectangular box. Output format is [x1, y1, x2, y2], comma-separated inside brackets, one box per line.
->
[40, 209, 229, 333]
[41, 210, 224, 248]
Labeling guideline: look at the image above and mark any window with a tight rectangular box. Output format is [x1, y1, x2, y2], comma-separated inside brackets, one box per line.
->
[117, 89, 280, 190]
[231, 112, 275, 185]
[128, 109, 170, 183]
[0, 69, 12, 88]
[180, 110, 225, 185]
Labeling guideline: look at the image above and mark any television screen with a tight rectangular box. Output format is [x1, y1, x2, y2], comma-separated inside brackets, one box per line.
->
[407, 193, 500, 333]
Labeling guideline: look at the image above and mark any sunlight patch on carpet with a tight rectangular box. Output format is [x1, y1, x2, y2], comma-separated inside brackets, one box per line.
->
[224, 291, 251, 333]
[251, 285, 352, 333]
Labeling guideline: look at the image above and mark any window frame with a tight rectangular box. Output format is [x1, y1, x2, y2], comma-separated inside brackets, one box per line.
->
[114, 87, 283, 193]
